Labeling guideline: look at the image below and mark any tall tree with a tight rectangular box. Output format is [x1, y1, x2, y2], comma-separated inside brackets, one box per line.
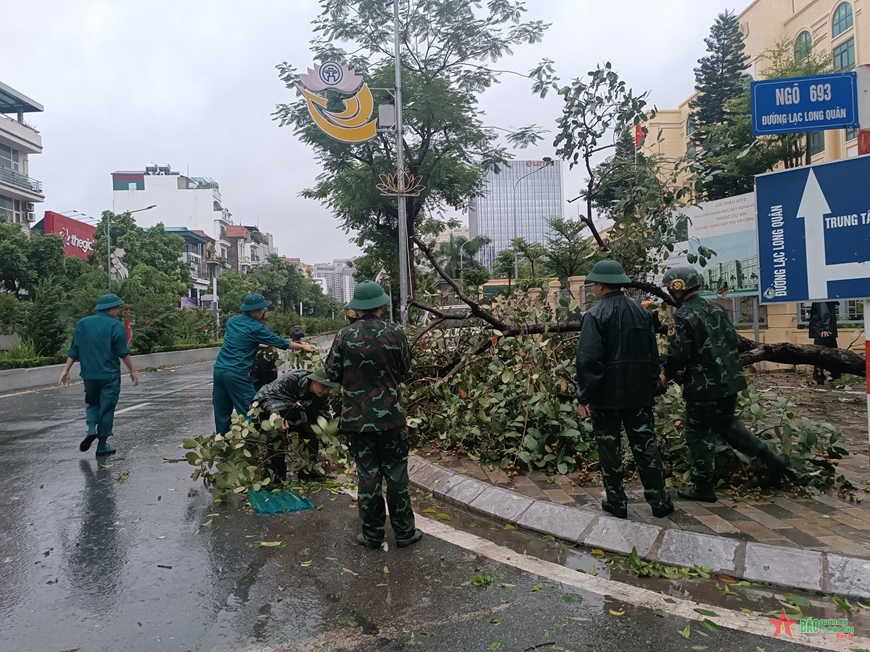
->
[274, 0, 555, 295]
[689, 10, 750, 199]
[690, 10, 749, 130]
[541, 218, 595, 283]
[492, 247, 517, 289]
[434, 234, 490, 280]
[553, 63, 650, 249]
[91, 211, 188, 284]
[511, 237, 545, 280]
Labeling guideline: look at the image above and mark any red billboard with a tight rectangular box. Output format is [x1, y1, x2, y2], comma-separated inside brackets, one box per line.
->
[40, 211, 97, 260]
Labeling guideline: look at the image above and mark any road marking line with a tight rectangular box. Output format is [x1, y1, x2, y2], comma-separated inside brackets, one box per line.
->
[416, 515, 866, 651]
[114, 403, 152, 415]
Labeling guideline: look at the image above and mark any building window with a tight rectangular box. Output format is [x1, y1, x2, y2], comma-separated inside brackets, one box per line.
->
[846, 126, 858, 141]
[832, 2, 853, 38]
[686, 115, 696, 137]
[794, 31, 812, 61]
[833, 37, 855, 71]
[808, 131, 825, 157]
[0, 144, 20, 172]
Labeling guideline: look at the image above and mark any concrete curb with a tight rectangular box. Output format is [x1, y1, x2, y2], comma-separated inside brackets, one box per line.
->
[0, 347, 221, 394]
[408, 455, 870, 599]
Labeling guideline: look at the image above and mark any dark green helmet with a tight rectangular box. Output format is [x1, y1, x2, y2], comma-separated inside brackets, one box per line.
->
[586, 259, 631, 285]
[662, 266, 702, 292]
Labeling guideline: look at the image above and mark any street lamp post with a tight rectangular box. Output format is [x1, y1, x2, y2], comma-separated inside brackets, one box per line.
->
[108, 205, 156, 287]
[393, 0, 409, 327]
[511, 161, 553, 279]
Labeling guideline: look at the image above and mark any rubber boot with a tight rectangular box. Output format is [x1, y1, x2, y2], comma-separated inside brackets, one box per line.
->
[356, 533, 382, 549]
[677, 486, 717, 503]
[79, 434, 98, 452]
[396, 528, 423, 548]
[95, 438, 116, 457]
[651, 500, 676, 518]
[601, 500, 628, 519]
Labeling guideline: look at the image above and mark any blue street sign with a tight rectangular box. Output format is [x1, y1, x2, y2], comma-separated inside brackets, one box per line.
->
[750, 72, 858, 136]
[755, 156, 870, 303]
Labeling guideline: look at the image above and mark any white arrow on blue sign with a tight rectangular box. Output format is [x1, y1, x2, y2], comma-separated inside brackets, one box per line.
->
[750, 72, 858, 137]
[755, 156, 870, 303]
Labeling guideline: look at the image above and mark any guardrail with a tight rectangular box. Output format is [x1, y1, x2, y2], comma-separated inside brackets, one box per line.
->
[0, 166, 42, 193]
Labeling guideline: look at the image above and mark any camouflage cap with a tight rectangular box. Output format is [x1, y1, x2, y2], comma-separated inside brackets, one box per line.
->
[307, 367, 339, 388]
[662, 266, 702, 292]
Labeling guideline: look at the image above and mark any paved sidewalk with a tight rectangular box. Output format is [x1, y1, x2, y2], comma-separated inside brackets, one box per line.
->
[420, 450, 870, 560]
[408, 454, 870, 599]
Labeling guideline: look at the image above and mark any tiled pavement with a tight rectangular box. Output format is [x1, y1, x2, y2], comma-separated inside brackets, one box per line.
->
[422, 452, 870, 559]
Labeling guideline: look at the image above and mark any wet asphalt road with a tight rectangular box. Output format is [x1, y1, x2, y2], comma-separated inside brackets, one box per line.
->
[0, 363, 829, 651]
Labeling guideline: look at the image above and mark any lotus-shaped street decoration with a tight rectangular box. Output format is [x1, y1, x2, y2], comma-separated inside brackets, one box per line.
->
[377, 172, 426, 196]
[299, 62, 364, 93]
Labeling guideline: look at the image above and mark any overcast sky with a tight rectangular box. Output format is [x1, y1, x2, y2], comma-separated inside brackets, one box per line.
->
[2, 0, 751, 264]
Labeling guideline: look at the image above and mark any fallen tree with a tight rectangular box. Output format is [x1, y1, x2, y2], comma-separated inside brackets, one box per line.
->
[410, 235, 866, 378]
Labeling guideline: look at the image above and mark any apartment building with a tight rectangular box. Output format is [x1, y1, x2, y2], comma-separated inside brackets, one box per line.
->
[312, 259, 357, 304]
[0, 81, 44, 232]
[111, 163, 232, 266]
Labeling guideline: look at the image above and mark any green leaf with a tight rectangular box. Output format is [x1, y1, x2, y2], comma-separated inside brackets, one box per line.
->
[832, 595, 852, 611]
[489, 643, 502, 650]
[654, 609, 667, 618]
[530, 583, 544, 592]
[435, 513, 452, 522]
[693, 608, 718, 617]
[679, 624, 691, 639]
[691, 646, 708, 651]
[701, 619, 721, 633]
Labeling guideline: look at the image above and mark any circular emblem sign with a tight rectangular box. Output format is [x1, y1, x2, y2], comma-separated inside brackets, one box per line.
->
[319, 62, 344, 87]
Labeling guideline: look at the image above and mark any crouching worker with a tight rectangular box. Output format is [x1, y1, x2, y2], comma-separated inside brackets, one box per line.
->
[252, 367, 338, 482]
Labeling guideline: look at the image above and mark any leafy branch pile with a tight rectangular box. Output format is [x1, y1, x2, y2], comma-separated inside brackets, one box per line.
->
[184, 403, 351, 498]
[407, 315, 850, 495]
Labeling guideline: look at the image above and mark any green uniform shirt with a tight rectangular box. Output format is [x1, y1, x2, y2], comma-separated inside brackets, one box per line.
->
[67, 312, 131, 380]
[253, 369, 330, 428]
[214, 313, 289, 374]
[324, 315, 411, 433]
[662, 295, 747, 401]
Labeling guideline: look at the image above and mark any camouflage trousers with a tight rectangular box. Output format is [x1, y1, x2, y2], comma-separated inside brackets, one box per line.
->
[685, 394, 770, 490]
[592, 407, 670, 513]
[346, 428, 416, 544]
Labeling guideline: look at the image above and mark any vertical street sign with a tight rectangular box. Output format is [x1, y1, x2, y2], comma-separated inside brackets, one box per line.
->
[755, 156, 870, 303]
[750, 72, 858, 136]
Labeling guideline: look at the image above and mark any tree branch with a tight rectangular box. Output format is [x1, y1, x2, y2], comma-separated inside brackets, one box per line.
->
[412, 235, 509, 331]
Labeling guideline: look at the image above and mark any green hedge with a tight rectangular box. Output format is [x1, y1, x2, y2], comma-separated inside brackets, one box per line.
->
[0, 355, 67, 370]
[135, 340, 222, 355]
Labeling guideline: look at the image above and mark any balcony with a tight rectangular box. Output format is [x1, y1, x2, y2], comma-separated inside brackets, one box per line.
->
[0, 166, 43, 201]
[0, 114, 42, 153]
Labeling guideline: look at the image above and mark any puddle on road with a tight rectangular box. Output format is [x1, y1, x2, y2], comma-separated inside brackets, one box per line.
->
[410, 489, 870, 635]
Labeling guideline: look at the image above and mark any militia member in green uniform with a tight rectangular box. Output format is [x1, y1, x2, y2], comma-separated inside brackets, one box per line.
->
[325, 281, 421, 549]
[212, 293, 314, 435]
[60, 294, 139, 457]
[661, 267, 787, 502]
[252, 367, 338, 481]
[808, 301, 841, 385]
[575, 260, 674, 519]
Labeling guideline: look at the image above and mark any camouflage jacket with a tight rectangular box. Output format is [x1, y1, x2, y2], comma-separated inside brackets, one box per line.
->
[252, 369, 330, 428]
[661, 295, 747, 401]
[324, 315, 412, 433]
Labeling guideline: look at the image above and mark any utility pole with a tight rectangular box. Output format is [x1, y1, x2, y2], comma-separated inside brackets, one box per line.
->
[394, 0, 409, 326]
[108, 204, 155, 287]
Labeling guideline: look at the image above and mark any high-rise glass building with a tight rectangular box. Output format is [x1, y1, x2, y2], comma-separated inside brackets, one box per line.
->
[468, 160, 564, 270]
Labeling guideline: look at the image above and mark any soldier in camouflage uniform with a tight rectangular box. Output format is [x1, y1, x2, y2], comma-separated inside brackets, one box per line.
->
[661, 267, 787, 502]
[576, 260, 674, 519]
[252, 367, 338, 481]
[325, 281, 421, 548]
